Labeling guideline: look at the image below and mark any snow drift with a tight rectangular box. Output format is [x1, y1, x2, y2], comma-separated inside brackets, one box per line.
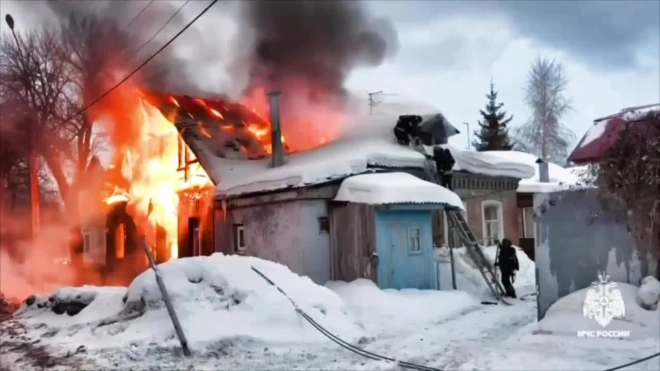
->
[535, 283, 659, 340]
[6, 254, 364, 352]
[636, 276, 660, 311]
[435, 245, 536, 299]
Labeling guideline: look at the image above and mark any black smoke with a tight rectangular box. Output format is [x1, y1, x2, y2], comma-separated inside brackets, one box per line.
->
[239, 0, 399, 101]
[32, 0, 398, 103]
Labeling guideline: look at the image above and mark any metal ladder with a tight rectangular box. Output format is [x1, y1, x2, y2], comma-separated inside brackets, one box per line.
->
[445, 209, 511, 305]
[409, 141, 511, 304]
[411, 141, 440, 183]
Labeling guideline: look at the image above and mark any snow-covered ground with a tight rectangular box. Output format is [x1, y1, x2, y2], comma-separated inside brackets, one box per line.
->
[1, 252, 658, 370]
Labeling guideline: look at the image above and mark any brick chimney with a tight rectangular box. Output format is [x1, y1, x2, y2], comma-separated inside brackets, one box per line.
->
[268, 91, 285, 168]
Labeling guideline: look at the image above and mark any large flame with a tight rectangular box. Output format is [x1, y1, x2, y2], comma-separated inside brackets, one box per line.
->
[98, 81, 343, 264]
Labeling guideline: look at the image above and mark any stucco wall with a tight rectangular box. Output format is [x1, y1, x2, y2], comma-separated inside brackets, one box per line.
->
[222, 199, 331, 285]
[534, 189, 655, 320]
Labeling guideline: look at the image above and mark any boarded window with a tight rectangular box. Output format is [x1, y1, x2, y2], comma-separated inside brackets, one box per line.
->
[115, 224, 126, 259]
[408, 227, 422, 254]
[234, 224, 246, 252]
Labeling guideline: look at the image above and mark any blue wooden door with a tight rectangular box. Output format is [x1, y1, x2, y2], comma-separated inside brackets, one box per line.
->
[375, 210, 437, 290]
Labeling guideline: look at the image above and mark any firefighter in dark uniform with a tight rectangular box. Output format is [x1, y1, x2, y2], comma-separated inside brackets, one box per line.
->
[393, 115, 424, 146]
[495, 238, 519, 298]
[424, 146, 455, 190]
[393, 116, 412, 145]
[441, 148, 455, 190]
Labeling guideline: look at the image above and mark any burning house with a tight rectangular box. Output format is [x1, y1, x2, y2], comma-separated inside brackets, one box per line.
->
[74, 86, 552, 290]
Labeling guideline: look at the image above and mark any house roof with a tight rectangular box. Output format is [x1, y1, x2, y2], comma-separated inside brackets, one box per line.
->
[333, 172, 465, 209]
[567, 104, 660, 165]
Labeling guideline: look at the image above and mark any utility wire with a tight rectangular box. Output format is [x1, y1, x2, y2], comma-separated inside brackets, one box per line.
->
[130, 0, 190, 59]
[604, 352, 660, 371]
[124, 0, 155, 31]
[251, 266, 441, 371]
[252, 266, 659, 371]
[54, 0, 218, 128]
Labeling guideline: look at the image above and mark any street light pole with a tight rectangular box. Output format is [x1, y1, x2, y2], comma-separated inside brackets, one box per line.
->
[5, 14, 40, 239]
[463, 122, 470, 149]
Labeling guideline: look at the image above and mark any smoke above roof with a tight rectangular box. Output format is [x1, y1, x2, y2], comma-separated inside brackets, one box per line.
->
[36, 0, 398, 102]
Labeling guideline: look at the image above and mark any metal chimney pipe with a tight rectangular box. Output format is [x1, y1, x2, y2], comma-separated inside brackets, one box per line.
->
[536, 158, 550, 183]
[268, 91, 285, 168]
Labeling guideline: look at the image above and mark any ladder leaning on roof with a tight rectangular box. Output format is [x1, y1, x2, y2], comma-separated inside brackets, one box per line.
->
[446, 209, 512, 305]
[411, 140, 441, 184]
[408, 141, 512, 305]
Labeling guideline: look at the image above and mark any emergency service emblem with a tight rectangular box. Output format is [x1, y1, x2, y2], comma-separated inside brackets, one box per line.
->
[582, 272, 626, 327]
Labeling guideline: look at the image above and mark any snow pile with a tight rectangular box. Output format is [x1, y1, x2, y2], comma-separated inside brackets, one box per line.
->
[440, 145, 536, 180]
[7, 254, 364, 352]
[636, 276, 660, 311]
[326, 279, 479, 334]
[435, 245, 535, 299]
[334, 172, 464, 208]
[535, 283, 659, 339]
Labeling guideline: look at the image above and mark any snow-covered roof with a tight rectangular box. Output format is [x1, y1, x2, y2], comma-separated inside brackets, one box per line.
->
[214, 136, 540, 198]
[474, 151, 592, 193]
[333, 172, 465, 209]
[568, 104, 660, 165]
[214, 137, 425, 197]
[441, 145, 536, 180]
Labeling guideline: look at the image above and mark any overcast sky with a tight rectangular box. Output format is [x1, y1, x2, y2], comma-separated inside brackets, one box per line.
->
[2, 0, 659, 153]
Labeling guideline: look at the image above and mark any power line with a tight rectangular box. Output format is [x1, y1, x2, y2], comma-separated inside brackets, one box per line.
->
[55, 0, 218, 128]
[124, 0, 155, 31]
[130, 0, 190, 58]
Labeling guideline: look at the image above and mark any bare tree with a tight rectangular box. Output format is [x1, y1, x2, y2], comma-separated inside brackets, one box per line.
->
[0, 29, 75, 209]
[514, 57, 576, 164]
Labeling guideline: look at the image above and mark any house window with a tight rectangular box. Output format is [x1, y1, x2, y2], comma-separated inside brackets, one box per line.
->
[408, 227, 422, 254]
[318, 217, 329, 233]
[482, 200, 503, 246]
[234, 224, 246, 253]
[519, 207, 535, 238]
[83, 233, 92, 254]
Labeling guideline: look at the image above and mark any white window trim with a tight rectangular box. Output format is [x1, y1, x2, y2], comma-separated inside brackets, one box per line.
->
[443, 202, 468, 248]
[234, 225, 246, 253]
[481, 200, 504, 246]
[407, 227, 422, 255]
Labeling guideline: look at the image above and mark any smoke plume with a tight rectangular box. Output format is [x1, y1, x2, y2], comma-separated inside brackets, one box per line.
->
[239, 0, 399, 100]
[38, 0, 398, 101]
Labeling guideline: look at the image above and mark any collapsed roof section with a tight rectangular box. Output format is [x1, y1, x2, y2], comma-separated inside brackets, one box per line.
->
[142, 92, 291, 155]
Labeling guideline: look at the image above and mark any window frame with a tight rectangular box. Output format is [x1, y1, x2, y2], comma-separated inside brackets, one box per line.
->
[233, 224, 246, 253]
[481, 200, 504, 246]
[407, 227, 422, 255]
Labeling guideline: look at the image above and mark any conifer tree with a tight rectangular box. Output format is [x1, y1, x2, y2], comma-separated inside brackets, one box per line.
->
[472, 81, 514, 151]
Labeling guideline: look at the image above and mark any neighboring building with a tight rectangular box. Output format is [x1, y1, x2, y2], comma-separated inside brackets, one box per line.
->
[216, 171, 463, 289]
[534, 104, 659, 320]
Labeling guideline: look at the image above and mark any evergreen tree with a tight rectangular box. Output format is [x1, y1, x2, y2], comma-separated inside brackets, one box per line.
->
[472, 81, 514, 151]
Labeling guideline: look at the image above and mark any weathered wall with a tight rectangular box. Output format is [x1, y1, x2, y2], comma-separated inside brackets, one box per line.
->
[328, 202, 377, 282]
[217, 199, 331, 285]
[534, 189, 656, 320]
